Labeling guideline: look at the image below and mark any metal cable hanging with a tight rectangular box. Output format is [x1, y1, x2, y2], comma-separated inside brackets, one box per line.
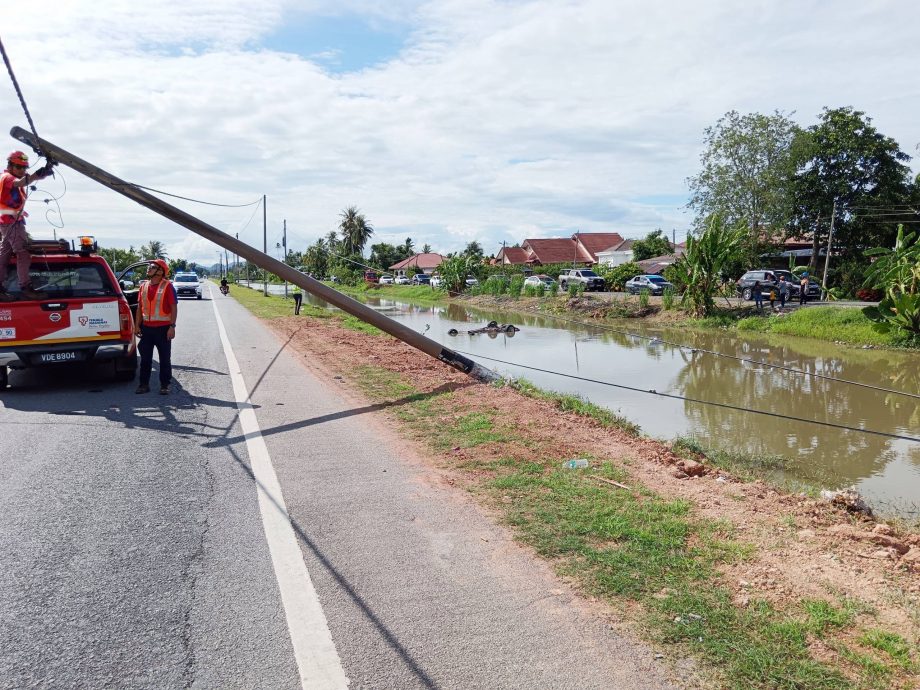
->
[0, 35, 46, 160]
[456, 350, 920, 444]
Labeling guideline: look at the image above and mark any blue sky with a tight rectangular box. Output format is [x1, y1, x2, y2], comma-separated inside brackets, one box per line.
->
[2, 1, 919, 267]
[265, 13, 409, 73]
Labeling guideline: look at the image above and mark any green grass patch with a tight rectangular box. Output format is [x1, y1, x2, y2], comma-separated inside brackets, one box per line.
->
[859, 629, 917, 672]
[489, 460, 855, 689]
[231, 282, 331, 319]
[735, 307, 890, 346]
[507, 378, 641, 436]
[351, 365, 417, 399]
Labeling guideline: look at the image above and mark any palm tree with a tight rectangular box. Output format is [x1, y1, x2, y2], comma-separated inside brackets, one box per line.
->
[339, 206, 374, 256]
[421, 243, 432, 254]
[403, 237, 414, 255]
[140, 240, 167, 260]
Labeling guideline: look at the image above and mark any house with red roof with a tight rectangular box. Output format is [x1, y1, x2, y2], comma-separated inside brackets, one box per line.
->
[496, 233, 625, 266]
[388, 253, 446, 274]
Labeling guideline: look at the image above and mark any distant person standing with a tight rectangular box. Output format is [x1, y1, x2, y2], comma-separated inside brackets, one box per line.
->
[0, 151, 56, 301]
[778, 275, 790, 309]
[752, 280, 764, 311]
[799, 273, 809, 305]
[292, 283, 302, 315]
[135, 259, 177, 395]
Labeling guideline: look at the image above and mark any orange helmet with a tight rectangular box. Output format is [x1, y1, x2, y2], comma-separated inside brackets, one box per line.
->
[152, 259, 170, 277]
[7, 151, 29, 167]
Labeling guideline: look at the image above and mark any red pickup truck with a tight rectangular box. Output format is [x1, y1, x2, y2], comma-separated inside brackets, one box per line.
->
[0, 237, 137, 389]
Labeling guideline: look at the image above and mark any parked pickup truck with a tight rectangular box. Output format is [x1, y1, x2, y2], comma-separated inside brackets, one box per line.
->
[0, 236, 137, 389]
[558, 269, 605, 292]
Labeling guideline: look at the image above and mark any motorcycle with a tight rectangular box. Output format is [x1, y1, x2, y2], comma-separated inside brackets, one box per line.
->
[219, 283, 229, 295]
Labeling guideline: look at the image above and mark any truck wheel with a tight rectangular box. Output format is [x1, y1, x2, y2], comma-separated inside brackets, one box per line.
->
[114, 353, 138, 382]
[0, 365, 7, 389]
[742, 287, 752, 300]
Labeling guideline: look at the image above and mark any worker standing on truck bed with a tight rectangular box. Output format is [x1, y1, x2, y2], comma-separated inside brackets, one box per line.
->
[0, 151, 56, 301]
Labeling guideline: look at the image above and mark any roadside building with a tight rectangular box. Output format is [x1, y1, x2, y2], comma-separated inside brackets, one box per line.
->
[389, 252, 446, 277]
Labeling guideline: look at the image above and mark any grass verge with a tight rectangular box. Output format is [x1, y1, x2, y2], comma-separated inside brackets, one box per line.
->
[345, 364, 917, 689]
[231, 283, 383, 335]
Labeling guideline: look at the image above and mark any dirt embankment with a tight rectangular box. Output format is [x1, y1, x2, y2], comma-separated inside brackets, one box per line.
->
[267, 314, 920, 656]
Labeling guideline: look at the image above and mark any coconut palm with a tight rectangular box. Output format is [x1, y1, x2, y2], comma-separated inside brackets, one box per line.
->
[140, 240, 167, 260]
[339, 206, 374, 256]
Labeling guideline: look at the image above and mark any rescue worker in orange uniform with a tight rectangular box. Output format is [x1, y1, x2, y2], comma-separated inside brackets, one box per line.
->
[134, 259, 178, 394]
[0, 151, 56, 300]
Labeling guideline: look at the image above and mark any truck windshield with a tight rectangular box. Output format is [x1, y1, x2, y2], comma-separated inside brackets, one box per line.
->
[174, 275, 198, 283]
[4, 262, 117, 298]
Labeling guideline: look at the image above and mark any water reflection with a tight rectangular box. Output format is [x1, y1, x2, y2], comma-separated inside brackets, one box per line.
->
[293, 288, 920, 515]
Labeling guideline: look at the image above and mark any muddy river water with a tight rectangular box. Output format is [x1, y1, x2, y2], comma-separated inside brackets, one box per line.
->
[272, 285, 920, 517]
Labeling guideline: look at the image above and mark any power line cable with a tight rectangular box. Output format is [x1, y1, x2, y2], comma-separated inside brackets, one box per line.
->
[512, 309, 920, 400]
[0, 35, 47, 161]
[456, 350, 920, 444]
[110, 182, 262, 208]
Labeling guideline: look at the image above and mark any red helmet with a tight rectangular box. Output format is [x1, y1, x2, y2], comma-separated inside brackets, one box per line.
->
[7, 151, 29, 167]
[152, 259, 170, 277]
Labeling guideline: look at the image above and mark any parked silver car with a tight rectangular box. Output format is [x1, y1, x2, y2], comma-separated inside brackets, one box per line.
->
[624, 274, 674, 295]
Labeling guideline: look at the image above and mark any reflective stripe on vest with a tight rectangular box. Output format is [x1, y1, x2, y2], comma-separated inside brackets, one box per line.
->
[140, 280, 172, 322]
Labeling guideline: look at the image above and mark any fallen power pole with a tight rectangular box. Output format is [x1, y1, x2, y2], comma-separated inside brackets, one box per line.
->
[11, 126, 498, 381]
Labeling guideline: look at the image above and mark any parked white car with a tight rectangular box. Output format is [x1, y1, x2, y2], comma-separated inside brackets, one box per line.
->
[430, 274, 443, 288]
[378, 274, 395, 285]
[523, 274, 556, 290]
[394, 274, 410, 285]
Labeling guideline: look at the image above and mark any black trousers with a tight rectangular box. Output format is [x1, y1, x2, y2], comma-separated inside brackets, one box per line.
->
[138, 324, 173, 387]
[293, 293, 302, 315]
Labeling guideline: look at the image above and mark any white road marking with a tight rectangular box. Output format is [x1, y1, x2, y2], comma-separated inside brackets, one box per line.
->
[211, 288, 349, 689]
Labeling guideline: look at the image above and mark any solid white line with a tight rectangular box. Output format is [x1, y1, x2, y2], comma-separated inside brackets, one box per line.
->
[210, 287, 349, 689]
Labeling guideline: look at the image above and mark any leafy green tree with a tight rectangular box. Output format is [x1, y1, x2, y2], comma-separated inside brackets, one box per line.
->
[789, 107, 914, 272]
[339, 206, 374, 256]
[98, 246, 140, 272]
[369, 243, 404, 271]
[302, 238, 329, 277]
[863, 225, 920, 342]
[139, 240, 167, 260]
[402, 237, 414, 256]
[463, 241, 484, 260]
[421, 243, 432, 253]
[687, 110, 799, 262]
[630, 230, 672, 261]
[437, 255, 478, 294]
[168, 258, 189, 274]
[668, 216, 747, 317]
[597, 261, 644, 291]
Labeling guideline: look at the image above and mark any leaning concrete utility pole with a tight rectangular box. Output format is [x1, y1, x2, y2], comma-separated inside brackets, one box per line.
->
[11, 126, 497, 381]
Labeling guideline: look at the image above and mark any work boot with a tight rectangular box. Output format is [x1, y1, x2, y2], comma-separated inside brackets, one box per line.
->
[135, 384, 150, 394]
[19, 284, 47, 300]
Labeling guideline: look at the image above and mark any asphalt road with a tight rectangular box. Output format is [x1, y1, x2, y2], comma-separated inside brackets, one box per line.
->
[0, 285, 679, 689]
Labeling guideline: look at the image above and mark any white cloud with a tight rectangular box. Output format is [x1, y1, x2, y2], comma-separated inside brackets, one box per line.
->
[2, 0, 918, 266]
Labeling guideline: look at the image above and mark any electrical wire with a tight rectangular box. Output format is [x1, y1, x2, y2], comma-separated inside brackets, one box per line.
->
[455, 350, 920, 444]
[0, 35, 47, 161]
[508, 309, 920, 400]
[110, 182, 262, 208]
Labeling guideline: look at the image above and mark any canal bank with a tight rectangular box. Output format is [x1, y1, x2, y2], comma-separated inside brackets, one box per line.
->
[241, 281, 920, 519]
[232, 284, 920, 689]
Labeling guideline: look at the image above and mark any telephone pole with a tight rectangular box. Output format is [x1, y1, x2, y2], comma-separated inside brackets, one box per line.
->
[283, 219, 288, 299]
[12, 126, 497, 382]
[821, 201, 836, 300]
[262, 194, 268, 297]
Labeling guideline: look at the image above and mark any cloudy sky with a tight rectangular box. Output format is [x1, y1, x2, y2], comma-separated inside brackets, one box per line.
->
[2, 0, 918, 268]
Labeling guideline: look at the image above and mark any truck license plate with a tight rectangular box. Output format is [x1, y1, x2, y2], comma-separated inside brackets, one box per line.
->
[39, 351, 78, 363]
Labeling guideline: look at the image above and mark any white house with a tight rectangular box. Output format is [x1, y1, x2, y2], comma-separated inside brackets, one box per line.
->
[595, 239, 635, 267]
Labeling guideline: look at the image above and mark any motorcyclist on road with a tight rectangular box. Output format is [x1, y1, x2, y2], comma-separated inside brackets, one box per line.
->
[219, 277, 229, 294]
